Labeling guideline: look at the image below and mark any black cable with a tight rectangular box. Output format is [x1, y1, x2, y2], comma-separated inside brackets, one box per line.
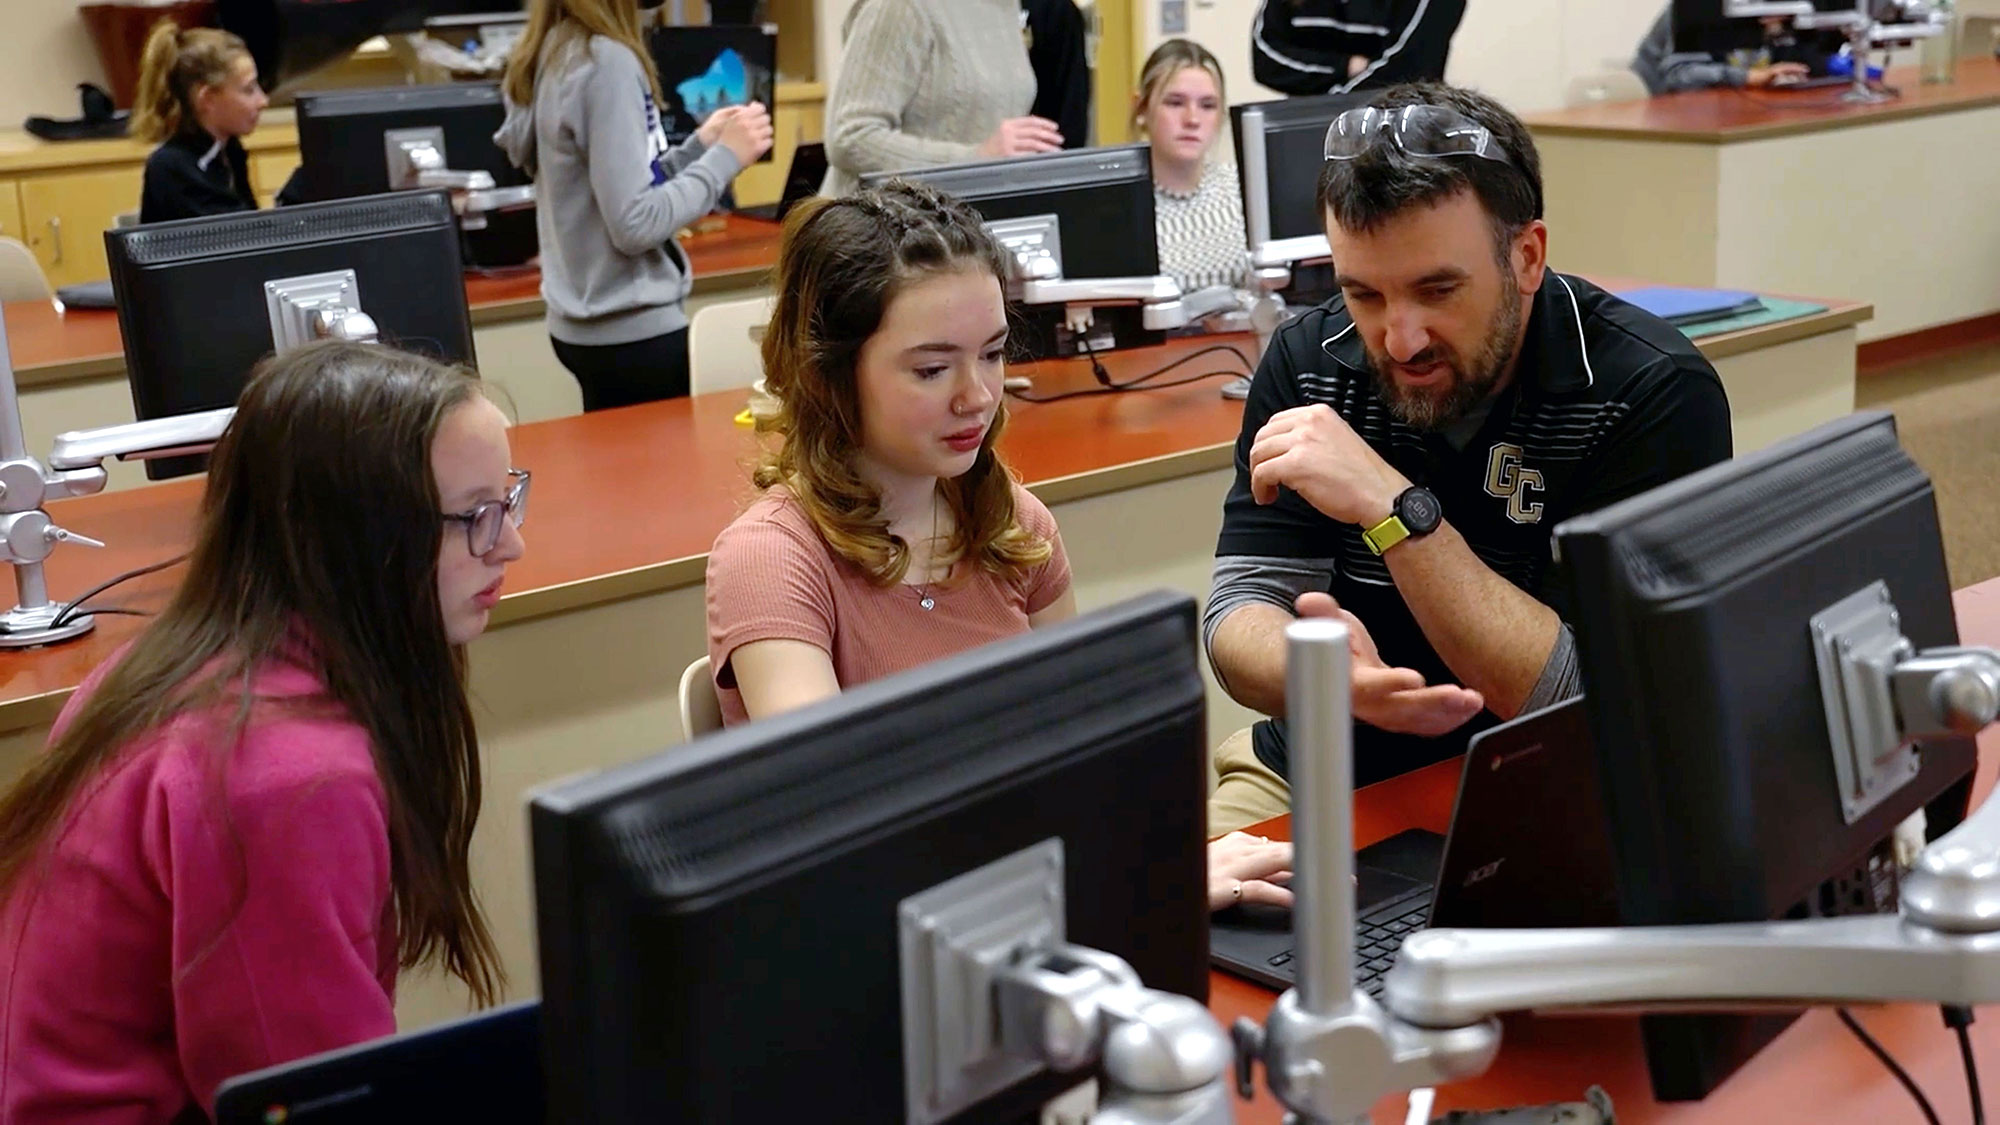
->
[1943, 1006, 1985, 1125]
[1008, 341, 1257, 404]
[1838, 1007, 1943, 1125]
[51, 553, 189, 628]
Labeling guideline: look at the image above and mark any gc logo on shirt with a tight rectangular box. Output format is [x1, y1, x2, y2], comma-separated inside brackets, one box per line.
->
[1483, 443, 1545, 525]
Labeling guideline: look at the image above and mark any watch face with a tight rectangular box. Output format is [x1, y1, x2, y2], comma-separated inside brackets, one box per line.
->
[1398, 488, 1442, 534]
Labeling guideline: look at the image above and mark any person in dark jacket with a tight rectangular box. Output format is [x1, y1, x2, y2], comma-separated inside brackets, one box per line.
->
[133, 19, 268, 224]
[1252, 0, 1466, 97]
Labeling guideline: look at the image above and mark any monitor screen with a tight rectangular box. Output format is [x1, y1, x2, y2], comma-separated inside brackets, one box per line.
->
[104, 191, 476, 480]
[1554, 410, 1979, 1099]
[647, 24, 777, 162]
[529, 592, 1211, 1123]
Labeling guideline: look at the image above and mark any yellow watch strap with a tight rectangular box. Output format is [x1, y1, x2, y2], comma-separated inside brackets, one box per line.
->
[1362, 513, 1411, 556]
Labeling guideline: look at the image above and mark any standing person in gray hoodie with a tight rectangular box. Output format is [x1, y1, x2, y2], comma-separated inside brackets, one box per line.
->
[496, 0, 774, 411]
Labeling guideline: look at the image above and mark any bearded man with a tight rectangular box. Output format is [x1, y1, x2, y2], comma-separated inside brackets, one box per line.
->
[1205, 82, 1733, 832]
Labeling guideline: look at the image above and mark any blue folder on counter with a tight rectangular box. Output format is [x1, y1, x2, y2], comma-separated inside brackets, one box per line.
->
[1617, 286, 1766, 327]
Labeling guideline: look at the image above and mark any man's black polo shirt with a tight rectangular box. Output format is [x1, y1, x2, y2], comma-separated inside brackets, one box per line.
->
[1217, 271, 1733, 785]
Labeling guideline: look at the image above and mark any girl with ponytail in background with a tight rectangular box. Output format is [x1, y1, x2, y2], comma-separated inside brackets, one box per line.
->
[133, 20, 268, 224]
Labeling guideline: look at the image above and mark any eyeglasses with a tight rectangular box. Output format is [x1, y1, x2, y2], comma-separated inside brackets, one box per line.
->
[1322, 104, 1515, 168]
[443, 468, 531, 556]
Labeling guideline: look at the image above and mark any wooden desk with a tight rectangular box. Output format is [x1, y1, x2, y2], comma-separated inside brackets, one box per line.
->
[1211, 576, 2000, 1124]
[0, 300, 1877, 1030]
[1, 213, 783, 490]
[1525, 58, 2000, 346]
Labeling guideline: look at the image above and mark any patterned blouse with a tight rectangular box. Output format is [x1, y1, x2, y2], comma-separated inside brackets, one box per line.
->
[1154, 159, 1252, 293]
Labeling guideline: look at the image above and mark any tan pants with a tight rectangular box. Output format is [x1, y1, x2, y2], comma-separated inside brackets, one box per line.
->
[1207, 725, 1292, 837]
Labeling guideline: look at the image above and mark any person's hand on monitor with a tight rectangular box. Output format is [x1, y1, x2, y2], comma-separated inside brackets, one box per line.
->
[1248, 404, 1411, 528]
[976, 116, 1065, 158]
[712, 103, 775, 166]
[1296, 592, 1485, 737]
[1748, 61, 1811, 87]
[1208, 831, 1294, 911]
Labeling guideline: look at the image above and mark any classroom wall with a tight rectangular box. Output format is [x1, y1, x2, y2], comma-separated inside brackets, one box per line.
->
[0, 0, 110, 127]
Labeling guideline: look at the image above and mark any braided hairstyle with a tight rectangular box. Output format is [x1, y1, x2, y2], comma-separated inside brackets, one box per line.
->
[754, 179, 1051, 586]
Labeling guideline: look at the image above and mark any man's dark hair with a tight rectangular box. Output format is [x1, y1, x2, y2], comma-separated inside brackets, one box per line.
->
[1315, 83, 1544, 259]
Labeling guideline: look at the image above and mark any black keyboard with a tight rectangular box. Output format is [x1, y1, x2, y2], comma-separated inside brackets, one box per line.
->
[1258, 884, 1433, 999]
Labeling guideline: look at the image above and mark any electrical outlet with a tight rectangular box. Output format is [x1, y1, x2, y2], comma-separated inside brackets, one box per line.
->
[1161, 0, 1188, 35]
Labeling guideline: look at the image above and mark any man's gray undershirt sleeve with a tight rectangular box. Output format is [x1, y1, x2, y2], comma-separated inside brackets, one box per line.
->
[1206, 555, 1582, 712]
[1520, 622, 1582, 713]
[1203, 554, 1336, 692]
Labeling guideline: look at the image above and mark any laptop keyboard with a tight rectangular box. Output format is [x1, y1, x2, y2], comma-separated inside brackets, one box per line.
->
[1259, 885, 1433, 999]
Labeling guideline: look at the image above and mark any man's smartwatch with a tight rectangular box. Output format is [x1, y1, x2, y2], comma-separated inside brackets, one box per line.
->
[1361, 487, 1443, 556]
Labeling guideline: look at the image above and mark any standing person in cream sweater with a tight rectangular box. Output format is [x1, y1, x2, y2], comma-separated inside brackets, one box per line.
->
[820, 0, 1063, 196]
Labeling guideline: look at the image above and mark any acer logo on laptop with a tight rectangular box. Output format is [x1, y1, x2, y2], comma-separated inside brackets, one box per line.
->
[1462, 858, 1505, 888]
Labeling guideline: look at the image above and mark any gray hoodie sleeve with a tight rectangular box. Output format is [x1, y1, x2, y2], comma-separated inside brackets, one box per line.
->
[1632, 9, 1747, 95]
[581, 38, 745, 258]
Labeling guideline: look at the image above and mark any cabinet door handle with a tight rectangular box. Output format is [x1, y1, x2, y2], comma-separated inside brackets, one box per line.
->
[46, 217, 62, 266]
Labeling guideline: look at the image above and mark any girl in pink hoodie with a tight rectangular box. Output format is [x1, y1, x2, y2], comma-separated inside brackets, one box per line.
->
[0, 340, 530, 1124]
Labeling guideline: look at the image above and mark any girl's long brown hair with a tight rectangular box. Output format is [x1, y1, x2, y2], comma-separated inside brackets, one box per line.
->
[0, 340, 503, 1005]
[755, 180, 1051, 586]
[503, 0, 662, 109]
[132, 19, 252, 144]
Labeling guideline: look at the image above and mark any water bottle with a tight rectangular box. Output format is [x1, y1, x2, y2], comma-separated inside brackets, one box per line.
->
[1921, 0, 1960, 83]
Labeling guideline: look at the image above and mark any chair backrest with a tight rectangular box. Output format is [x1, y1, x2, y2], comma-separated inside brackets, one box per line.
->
[687, 294, 777, 396]
[0, 237, 53, 303]
[678, 655, 724, 740]
[1564, 69, 1649, 108]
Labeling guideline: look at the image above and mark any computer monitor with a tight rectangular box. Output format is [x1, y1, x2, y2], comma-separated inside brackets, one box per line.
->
[1553, 409, 1979, 1100]
[1231, 91, 1372, 272]
[1668, 0, 1859, 53]
[648, 24, 777, 161]
[860, 144, 1166, 360]
[529, 591, 1211, 1123]
[293, 82, 537, 269]
[104, 190, 476, 480]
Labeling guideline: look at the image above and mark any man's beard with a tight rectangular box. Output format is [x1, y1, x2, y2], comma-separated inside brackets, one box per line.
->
[1364, 292, 1523, 431]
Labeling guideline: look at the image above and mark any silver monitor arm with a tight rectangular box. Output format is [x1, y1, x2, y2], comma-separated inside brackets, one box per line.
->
[385, 128, 537, 231]
[1793, 0, 1949, 103]
[1239, 602, 2000, 1122]
[0, 313, 232, 647]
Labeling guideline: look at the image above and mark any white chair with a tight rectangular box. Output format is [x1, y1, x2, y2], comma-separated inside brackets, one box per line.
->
[0, 237, 53, 303]
[687, 294, 776, 396]
[678, 655, 724, 740]
[1564, 70, 1649, 108]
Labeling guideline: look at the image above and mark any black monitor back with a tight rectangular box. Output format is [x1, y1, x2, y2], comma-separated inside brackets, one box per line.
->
[1231, 91, 1373, 245]
[1554, 411, 1977, 1099]
[294, 83, 536, 268]
[104, 191, 475, 480]
[530, 591, 1211, 1124]
[862, 144, 1160, 280]
[861, 145, 1162, 359]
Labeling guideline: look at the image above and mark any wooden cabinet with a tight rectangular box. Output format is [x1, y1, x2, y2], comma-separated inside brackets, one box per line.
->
[249, 150, 302, 209]
[0, 181, 23, 246]
[16, 168, 142, 288]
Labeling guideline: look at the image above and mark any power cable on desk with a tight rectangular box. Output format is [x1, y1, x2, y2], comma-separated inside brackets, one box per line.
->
[1943, 1005, 1985, 1125]
[49, 553, 190, 629]
[1006, 337, 1256, 404]
[1838, 1007, 1943, 1125]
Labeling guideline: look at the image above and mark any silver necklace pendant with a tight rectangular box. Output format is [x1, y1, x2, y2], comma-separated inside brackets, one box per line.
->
[919, 594, 936, 611]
